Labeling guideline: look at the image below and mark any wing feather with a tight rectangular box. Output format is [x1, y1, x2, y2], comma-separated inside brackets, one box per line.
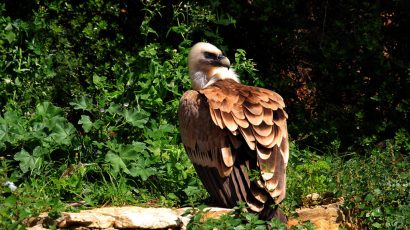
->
[239, 127, 256, 150]
[221, 147, 234, 167]
[262, 108, 274, 125]
[210, 109, 225, 129]
[232, 113, 250, 128]
[180, 79, 289, 216]
[243, 101, 264, 115]
[253, 127, 275, 146]
[245, 108, 264, 125]
[221, 111, 238, 131]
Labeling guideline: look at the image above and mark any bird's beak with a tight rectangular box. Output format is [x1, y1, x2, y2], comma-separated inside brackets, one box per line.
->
[217, 55, 230, 69]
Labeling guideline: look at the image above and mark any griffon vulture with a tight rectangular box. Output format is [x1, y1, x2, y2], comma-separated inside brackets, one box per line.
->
[178, 42, 289, 222]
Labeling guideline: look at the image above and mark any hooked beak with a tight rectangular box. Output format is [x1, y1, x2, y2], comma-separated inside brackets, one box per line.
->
[216, 55, 230, 69]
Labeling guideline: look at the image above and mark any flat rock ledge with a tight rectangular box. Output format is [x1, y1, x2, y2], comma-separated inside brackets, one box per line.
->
[26, 201, 346, 229]
[25, 207, 232, 230]
[288, 200, 346, 230]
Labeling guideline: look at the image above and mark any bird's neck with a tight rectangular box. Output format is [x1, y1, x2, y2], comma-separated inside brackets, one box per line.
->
[190, 67, 239, 90]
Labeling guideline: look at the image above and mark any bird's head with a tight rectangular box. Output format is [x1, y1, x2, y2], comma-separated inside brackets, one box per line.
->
[188, 42, 239, 90]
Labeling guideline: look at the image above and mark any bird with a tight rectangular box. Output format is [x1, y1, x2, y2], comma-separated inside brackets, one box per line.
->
[178, 42, 289, 223]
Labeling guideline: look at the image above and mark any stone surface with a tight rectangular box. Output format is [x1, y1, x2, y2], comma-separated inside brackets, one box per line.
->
[26, 202, 345, 229]
[25, 212, 53, 230]
[23, 206, 233, 229]
[26, 224, 49, 230]
[288, 198, 345, 230]
[57, 206, 185, 229]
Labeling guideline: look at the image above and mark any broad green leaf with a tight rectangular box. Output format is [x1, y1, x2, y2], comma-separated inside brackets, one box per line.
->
[14, 149, 33, 173]
[78, 115, 93, 132]
[107, 103, 121, 115]
[4, 195, 17, 208]
[128, 162, 157, 181]
[118, 144, 139, 160]
[14, 149, 42, 173]
[132, 141, 146, 152]
[36, 102, 61, 118]
[107, 142, 146, 159]
[46, 120, 76, 145]
[4, 31, 16, 43]
[0, 124, 9, 142]
[70, 97, 93, 111]
[123, 109, 149, 128]
[255, 225, 267, 230]
[32, 146, 48, 157]
[93, 74, 107, 88]
[105, 152, 130, 175]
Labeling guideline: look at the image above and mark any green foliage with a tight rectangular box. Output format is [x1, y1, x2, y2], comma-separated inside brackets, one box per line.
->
[0, 1, 212, 228]
[186, 202, 317, 229]
[283, 142, 336, 213]
[283, 131, 410, 229]
[187, 203, 287, 230]
[0, 1, 409, 229]
[0, 159, 65, 229]
[335, 130, 410, 229]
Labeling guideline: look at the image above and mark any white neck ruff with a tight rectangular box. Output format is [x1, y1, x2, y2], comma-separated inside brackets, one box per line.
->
[190, 67, 240, 90]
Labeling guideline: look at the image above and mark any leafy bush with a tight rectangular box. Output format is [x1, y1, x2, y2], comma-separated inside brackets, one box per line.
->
[0, 1, 409, 229]
[186, 203, 317, 230]
[0, 1, 206, 225]
[0, 1, 250, 228]
[284, 142, 336, 213]
[186, 203, 288, 230]
[335, 129, 410, 229]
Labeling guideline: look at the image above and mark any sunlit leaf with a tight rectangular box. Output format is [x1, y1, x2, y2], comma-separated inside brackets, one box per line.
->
[78, 115, 93, 133]
[36, 102, 61, 118]
[105, 152, 130, 175]
[123, 109, 149, 128]
[70, 97, 93, 111]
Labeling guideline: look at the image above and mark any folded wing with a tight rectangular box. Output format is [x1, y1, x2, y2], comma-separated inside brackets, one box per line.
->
[178, 79, 289, 213]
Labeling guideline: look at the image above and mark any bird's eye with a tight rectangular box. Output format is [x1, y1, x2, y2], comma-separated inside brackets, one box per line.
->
[204, 52, 217, 59]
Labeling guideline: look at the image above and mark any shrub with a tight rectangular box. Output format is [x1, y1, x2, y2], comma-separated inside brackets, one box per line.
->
[1, 1, 409, 229]
[336, 130, 410, 229]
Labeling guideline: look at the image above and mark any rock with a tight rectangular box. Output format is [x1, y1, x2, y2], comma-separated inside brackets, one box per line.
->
[26, 224, 49, 230]
[25, 212, 53, 230]
[26, 206, 233, 229]
[57, 206, 183, 229]
[288, 198, 345, 230]
[26, 202, 346, 229]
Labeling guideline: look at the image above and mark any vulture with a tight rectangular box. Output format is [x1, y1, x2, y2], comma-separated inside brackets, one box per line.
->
[178, 42, 289, 223]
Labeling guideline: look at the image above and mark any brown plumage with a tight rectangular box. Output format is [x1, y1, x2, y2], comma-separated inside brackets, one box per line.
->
[178, 42, 289, 222]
